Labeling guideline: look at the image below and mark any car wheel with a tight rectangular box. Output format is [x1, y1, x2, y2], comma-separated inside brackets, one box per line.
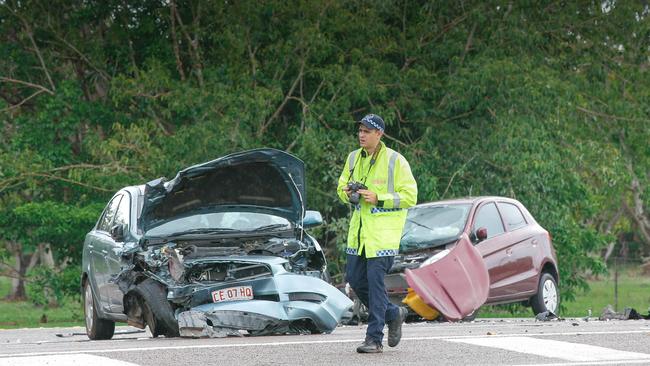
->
[530, 272, 559, 315]
[84, 280, 115, 340]
[134, 279, 179, 338]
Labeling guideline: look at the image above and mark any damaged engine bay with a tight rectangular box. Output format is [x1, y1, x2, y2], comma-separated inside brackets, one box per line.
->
[139, 234, 327, 286]
[115, 232, 347, 338]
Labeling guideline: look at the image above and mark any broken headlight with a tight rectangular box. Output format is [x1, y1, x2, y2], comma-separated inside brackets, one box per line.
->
[420, 249, 451, 267]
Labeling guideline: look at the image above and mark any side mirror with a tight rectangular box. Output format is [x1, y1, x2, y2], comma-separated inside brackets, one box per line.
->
[110, 224, 126, 242]
[302, 210, 323, 228]
[475, 227, 488, 242]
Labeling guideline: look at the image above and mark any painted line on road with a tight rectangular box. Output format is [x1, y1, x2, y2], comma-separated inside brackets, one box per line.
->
[447, 336, 650, 362]
[0, 354, 139, 366]
[512, 361, 650, 366]
[0, 329, 648, 358]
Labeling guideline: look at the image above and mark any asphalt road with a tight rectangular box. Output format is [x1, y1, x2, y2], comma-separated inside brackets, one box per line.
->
[1, 318, 649, 365]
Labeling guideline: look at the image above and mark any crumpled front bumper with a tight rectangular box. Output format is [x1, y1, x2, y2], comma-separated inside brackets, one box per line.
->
[176, 273, 353, 337]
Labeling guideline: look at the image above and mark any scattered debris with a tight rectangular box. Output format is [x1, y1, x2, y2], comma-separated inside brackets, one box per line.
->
[535, 310, 561, 322]
[56, 329, 146, 338]
[599, 305, 650, 320]
[177, 311, 244, 338]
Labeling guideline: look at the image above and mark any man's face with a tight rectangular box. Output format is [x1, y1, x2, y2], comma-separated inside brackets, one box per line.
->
[358, 124, 382, 150]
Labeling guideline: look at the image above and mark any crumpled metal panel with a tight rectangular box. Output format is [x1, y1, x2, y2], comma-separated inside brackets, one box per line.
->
[140, 148, 306, 232]
[405, 233, 489, 321]
[177, 272, 352, 337]
[177, 311, 242, 338]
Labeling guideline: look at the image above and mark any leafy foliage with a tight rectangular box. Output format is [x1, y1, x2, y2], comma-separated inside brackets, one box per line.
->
[25, 265, 81, 306]
[1, 1, 649, 304]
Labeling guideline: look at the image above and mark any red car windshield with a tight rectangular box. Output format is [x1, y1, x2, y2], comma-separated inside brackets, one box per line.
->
[400, 204, 471, 252]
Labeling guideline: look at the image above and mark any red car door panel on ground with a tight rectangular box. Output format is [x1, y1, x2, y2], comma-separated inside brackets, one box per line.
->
[405, 233, 489, 321]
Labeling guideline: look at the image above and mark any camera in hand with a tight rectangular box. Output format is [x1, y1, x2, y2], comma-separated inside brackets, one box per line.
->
[347, 181, 368, 205]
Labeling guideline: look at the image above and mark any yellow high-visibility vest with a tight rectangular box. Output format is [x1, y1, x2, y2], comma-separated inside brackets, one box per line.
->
[337, 141, 418, 258]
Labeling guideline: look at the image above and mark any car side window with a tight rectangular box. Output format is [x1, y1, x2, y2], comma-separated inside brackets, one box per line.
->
[113, 193, 131, 229]
[473, 202, 505, 238]
[97, 194, 123, 232]
[498, 202, 527, 231]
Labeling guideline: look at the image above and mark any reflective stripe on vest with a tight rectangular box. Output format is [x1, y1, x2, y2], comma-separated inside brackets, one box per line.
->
[348, 150, 359, 176]
[349, 149, 401, 208]
[387, 152, 400, 208]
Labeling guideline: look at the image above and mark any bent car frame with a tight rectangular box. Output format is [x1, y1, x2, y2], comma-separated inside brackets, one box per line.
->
[81, 148, 352, 340]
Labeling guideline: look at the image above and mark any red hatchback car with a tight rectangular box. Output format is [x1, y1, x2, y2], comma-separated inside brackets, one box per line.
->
[380, 196, 560, 320]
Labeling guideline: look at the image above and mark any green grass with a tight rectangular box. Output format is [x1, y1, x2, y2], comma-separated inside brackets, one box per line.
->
[0, 277, 84, 329]
[0, 300, 84, 329]
[479, 267, 650, 318]
[562, 268, 650, 317]
[1, 268, 649, 328]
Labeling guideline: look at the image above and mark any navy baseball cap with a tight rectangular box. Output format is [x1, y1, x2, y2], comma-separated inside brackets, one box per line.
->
[358, 114, 385, 132]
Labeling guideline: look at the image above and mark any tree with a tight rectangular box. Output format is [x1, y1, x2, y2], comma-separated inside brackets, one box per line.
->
[1, 0, 649, 304]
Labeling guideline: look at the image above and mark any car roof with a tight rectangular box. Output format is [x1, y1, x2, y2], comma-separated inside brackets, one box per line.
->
[414, 196, 522, 208]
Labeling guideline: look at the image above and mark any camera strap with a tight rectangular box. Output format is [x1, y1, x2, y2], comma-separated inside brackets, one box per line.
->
[349, 144, 381, 185]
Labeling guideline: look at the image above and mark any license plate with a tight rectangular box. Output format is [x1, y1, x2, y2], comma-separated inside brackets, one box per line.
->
[211, 286, 254, 303]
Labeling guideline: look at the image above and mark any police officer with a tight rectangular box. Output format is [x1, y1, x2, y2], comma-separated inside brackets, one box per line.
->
[337, 114, 418, 353]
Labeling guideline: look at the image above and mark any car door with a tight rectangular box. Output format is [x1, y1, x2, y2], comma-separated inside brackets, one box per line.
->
[105, 192, 132, 313]
[494, 201, 537, 296]
[91, 194, 123, 313]
[404, 233, 489, 321]
[471, 201, 512, 300]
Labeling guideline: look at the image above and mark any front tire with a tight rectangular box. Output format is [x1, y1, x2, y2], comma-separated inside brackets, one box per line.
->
[134, 279, 179, 338]
[530, 272, 559, 315]
[84, 280, 115, 340]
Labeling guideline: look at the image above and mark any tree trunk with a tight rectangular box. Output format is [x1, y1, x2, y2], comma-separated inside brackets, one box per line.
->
[5, 240, 39, 301]
[624, 176, 650, 247]
[38, 243, 58, 306]
[602, 205, 624, 263]
[9, 250, 26, 300]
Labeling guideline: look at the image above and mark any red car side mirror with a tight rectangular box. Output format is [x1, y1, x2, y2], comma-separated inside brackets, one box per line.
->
[476, 227, 488, 242]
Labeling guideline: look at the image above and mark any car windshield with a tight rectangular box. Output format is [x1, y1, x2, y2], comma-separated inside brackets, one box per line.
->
[145, 212, 292, 237]
[400, 204, 471, 252]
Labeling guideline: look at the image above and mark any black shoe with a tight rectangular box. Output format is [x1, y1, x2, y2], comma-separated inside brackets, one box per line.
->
[356, 338, 383, 353]
[387, 307, 408, 347]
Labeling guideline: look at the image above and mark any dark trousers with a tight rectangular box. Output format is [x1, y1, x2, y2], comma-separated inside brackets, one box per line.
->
[346, 254, 399, 343]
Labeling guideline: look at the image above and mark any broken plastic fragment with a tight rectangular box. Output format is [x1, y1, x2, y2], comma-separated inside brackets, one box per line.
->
[535, 310, 560, 321]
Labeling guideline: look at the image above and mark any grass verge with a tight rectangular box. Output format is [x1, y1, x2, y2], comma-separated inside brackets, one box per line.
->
[0, 299, 84, 329]
[0, 277, 84, 329]
[1, 267, 649, 328]
[479, 267, 650, 318]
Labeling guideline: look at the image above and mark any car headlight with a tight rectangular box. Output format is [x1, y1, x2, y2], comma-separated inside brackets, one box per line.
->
[420, 249, 450, 267]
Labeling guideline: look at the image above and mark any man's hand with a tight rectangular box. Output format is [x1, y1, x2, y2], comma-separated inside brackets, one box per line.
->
[358, 189, 378, 205]
[342, 185, 352, 197]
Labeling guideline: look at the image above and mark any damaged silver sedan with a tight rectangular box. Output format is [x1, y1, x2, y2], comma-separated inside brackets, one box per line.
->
[81, 149, 352, 340]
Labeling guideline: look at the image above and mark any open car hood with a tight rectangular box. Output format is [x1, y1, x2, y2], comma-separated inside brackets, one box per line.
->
[140, 148, 306, 233]
[405, 233, 489, 321]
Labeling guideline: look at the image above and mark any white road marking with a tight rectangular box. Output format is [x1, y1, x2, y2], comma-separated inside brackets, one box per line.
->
[447, 336, 650, 362]
[513, 361, 650, 366]
[0, 330, 648, 358]
[0, 354, 139, 366]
